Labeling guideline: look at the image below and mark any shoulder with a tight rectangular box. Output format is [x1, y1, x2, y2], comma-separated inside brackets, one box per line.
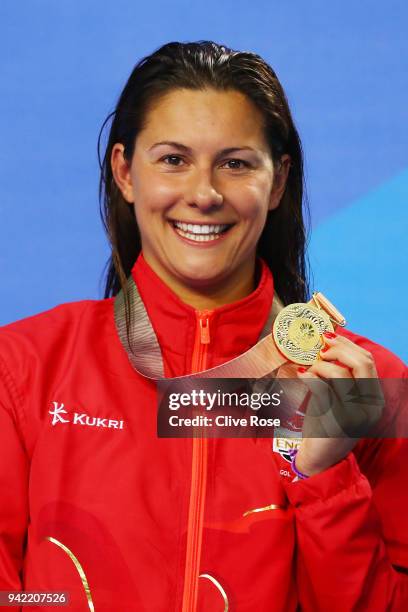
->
[1, 299, 96, 333]
[0, 299, 114, 380]
[0, 298, 113, 342]
[336, 326, 407, 378]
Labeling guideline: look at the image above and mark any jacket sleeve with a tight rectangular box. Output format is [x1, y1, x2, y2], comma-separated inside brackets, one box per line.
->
[0, 354, 29, 592]
[283, 444, 408, 611]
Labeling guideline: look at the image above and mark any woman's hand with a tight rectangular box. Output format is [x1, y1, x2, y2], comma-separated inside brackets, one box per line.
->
[294, 331, 384, 477]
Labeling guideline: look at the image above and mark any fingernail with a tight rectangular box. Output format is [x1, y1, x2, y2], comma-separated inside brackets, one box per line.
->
[298, 367, 307, 373]
[320, 345, 329, 352]
[323, 331, 336, 339]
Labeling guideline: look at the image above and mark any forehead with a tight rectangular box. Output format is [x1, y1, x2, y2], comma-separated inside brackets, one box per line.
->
[138, 88, 268, 149]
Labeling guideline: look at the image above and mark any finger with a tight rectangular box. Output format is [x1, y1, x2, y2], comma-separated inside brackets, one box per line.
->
[322, 332, 374, 357]
[318, 334, 384, 408]
[320, 334, 377, 378]
[297, 362, 351, 423]
[298, 361, 383, 437]
[302, 359, 354, 380]
[296, 374, 349, 437]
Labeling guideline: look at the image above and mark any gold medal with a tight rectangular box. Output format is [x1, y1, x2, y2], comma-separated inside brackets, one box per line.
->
[272, 292, 346, 365]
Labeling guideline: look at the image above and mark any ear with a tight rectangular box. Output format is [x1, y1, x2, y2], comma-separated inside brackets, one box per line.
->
[268, 154, 291, 211]
[110, 143, 135, 203]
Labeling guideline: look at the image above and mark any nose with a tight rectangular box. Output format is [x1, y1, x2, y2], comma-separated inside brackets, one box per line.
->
[185, 169, 224, 211]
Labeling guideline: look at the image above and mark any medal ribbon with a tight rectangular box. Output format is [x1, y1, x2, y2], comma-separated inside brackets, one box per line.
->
[114, 274, 303, 382]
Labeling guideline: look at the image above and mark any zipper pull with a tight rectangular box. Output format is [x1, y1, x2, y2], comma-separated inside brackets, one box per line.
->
[198, 311, 212, 344]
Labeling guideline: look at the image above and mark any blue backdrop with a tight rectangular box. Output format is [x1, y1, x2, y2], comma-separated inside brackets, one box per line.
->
[1, 1, 407, 361]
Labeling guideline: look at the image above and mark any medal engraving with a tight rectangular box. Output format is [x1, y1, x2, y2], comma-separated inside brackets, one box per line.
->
[273, 303, 334, 365]
[287, 317, 320, 351]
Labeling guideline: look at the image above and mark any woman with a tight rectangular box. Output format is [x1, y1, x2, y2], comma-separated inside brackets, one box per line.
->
[0, 41, 407, 611]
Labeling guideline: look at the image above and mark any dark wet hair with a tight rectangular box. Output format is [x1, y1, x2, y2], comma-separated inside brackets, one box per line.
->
[98, 40, 310, 305]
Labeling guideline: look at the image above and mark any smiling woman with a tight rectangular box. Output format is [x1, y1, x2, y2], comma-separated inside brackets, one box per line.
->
[98, 42, 306, 311]
[0, 40, 407, 612]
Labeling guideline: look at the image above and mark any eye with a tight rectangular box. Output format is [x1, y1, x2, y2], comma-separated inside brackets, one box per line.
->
[221, 159, 251, 170]
[160, 154, 185, 166]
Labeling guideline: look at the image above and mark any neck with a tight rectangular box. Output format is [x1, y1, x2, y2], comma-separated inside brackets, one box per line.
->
[173, 273, 256, 311]
[142, 254, 257, 311]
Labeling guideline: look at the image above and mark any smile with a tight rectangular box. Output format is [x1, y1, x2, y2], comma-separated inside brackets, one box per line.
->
[171, 220, 233, 243]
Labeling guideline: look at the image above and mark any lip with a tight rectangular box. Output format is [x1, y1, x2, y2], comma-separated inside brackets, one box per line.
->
[168, 219, 234, 226]
[168, 220, 234, 247]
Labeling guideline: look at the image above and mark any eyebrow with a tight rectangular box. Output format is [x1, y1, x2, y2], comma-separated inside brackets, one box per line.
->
[147, 141, 257, 156]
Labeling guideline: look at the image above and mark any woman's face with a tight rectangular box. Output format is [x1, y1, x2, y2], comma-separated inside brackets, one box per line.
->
[112, 88, 289, 304]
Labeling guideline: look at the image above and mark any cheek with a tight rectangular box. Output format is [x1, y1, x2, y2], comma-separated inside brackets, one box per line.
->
[231, 184, 270, 224]
[133, 185, 179, 222]
[131, 163, 180, 211]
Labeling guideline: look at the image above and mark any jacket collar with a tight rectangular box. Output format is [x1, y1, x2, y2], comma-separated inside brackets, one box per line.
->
[130, 254, 274, 376]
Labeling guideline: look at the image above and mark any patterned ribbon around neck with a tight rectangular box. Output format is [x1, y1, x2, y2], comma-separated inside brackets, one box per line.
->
[114, 275, 305, 399]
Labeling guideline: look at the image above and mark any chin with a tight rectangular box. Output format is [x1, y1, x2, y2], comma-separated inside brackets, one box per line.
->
[177, 269, 224, 287]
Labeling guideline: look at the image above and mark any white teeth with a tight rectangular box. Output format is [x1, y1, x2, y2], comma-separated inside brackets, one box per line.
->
[173, 221, 229, 235]
[174, 227, 222, 242]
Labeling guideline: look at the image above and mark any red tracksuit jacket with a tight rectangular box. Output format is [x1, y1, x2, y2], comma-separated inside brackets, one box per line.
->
[0, 254, 407, 611]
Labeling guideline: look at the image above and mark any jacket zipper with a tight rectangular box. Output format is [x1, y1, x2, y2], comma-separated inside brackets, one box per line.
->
[181, 310, 213, 612]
